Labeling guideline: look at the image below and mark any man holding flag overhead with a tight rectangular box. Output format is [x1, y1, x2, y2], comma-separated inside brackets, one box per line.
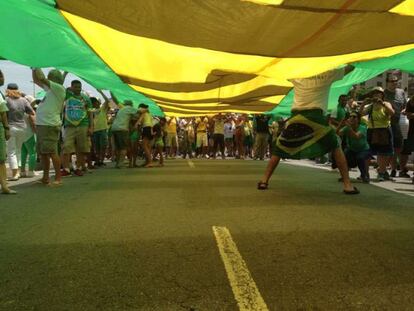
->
[258, 66, 359, 194]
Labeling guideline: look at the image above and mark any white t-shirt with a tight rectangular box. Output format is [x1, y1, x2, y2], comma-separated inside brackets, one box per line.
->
[224, 122, 234, 138]
[291, 68, 344, 112]
[36, 81, 66, 126]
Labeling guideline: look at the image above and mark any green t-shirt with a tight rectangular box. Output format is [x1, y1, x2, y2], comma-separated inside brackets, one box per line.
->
[341, 124, 370, 152]
[64, 91, 92, 127]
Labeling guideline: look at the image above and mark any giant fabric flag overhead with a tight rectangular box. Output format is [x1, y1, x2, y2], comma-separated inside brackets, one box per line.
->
[0, 0, 163, 116]
[1, 0, 414, 116]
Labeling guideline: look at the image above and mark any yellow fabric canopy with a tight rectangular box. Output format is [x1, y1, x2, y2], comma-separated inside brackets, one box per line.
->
[57, 0, 414, 116]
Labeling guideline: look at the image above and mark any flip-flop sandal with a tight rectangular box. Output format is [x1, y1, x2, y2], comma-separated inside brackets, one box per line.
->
[343, 187, 360, 195]
[257, 181, 268, 190]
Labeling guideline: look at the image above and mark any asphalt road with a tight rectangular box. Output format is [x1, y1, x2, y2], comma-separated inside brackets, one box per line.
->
[1, 159, 413, 310]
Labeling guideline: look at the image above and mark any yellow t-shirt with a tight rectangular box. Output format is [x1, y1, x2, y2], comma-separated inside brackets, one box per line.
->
[142, 111, 153, 127]
[93, 106, 108, 132]
[196, 117, 207, 132]
[367, 104, 391, 129]
[166, 117, 177, 133]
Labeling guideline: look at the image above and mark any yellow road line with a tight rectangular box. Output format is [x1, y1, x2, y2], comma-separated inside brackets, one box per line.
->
[187, 160, 195, 168]
[212, 226, 269, 311]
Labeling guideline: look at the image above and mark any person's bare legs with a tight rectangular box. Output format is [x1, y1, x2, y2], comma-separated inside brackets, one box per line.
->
[259, 155, 281, 185]
[202, 146, 208, 158]
[171, 143, 177, 158]
[158, 145, 164, 166]
[62, 153, 71, 171]
[391, 149, 401, 171]
[377, 155, 390, 174]
[76, 153, 86, 171]
[41, 154, 51, 183]
[0, 163, 15, 193]
[50, 153, 62, 183]
[400, 153, 409, 173]
[115, 148, 127, 168]
[132, 141, 139, 167]
[86, 153, 92, 169]
[333, 147, 355, 192]
[143, 137, 153, 167]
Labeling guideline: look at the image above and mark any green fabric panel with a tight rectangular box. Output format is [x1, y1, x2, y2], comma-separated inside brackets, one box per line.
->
[268, 67, 387, 118]
[0, 0, 163, 116]
[265, 89, 294, 118]
[268, 47, 414, 117]
[328, 67, 385, 111]
[354, 48, 414, 74]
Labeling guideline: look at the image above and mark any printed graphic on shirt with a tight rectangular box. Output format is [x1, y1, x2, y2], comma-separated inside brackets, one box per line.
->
[65, 96, 87, 126]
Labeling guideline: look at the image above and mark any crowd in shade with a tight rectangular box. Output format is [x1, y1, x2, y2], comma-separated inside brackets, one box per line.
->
[327, 73, 414, 185]
[0, 68, 413, 195]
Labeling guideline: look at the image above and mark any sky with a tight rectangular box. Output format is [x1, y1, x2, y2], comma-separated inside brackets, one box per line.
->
[0, 60, 103, 99]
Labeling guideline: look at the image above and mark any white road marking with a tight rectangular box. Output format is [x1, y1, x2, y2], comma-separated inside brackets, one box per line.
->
[187, 160, 195, 168]
[212, 226, 269, 311]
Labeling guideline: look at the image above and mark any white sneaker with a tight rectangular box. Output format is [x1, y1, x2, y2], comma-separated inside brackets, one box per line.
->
[27, 171, 38, 178]
[8, 174, 20, 181]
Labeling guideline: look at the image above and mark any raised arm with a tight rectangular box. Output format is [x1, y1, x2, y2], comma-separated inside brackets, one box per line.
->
[382, 101, 395, 116]
[97, 89, 110, 111]
[0, 112, 10, 140]
[32, 68, 50, 88]
[97, 89, 109, 102]
[110, 91, 120, 106]
[62, 71, 69, 83]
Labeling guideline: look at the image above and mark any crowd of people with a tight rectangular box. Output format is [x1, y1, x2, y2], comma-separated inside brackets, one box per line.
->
[257, 68, 414, 194]
[0, 67, 285, 194]
[331, 74, 414, 184]
[0, 67, 413, 195]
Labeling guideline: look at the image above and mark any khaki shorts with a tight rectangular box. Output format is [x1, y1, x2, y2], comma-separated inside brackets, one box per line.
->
[165, 132, 177, 148]
[63, 126, 90, 154]
[196, 132, 208, 148]
[0, 125, 6, 163]
[112, 130, 129, 151]
[36, 125, 60, 155]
